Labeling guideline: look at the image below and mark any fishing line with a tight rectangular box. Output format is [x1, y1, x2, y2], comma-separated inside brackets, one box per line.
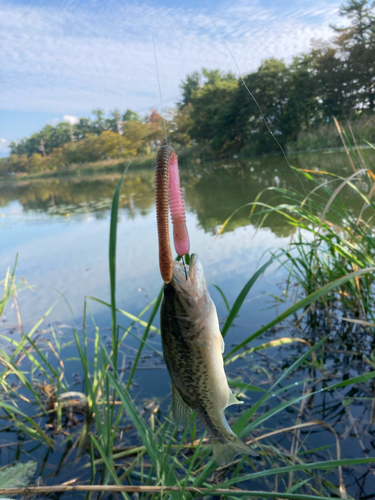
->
[151, 23, 169, 145]
[182, 255, 188, 280]
[211, 16, 307, 197]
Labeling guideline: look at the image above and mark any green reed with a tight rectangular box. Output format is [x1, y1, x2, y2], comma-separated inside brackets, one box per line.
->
[219, 124, 375, 329]
[266, 139, 375, 328]
[0, 253, 29, 319]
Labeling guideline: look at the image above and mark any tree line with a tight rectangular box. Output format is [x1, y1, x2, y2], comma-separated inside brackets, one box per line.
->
[3, 0, 375, 174]
[180, 0, 375, 156]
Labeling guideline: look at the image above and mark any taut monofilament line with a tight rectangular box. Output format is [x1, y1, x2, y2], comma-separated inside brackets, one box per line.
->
[151, 25, 169, 145]
[211, 16, 307, 197]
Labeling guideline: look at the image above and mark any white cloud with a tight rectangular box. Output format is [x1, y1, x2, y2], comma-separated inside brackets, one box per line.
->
[0, 0, 341, 115]
[63, 115, 79, 125]
[50, 115, 79, 127]
[0, 138, 10, 153]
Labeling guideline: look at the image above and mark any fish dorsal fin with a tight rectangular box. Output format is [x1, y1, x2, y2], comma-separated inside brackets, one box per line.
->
[226, 390, 243, 408]
[172, 382, 192, 427]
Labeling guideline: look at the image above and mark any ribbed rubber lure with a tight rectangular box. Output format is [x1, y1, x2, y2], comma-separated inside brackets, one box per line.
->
[155, 145, 190, 283]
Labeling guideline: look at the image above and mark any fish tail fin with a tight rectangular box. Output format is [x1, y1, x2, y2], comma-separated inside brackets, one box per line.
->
[210, 434, 258, 467]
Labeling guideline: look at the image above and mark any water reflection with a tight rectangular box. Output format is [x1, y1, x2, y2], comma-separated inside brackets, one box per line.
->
[1, 150, 374, 237]
[1, 149, 373, 329]
[0, 172, 155, 218]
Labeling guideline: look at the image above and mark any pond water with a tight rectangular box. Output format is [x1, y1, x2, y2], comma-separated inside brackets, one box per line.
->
[1, 151, 372, 330]
[0, 150, 374, 497]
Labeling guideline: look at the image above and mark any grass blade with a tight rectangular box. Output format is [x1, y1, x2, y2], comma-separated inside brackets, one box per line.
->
[108, 373, 180, 496]
[221, 251, 287, 338]
[126, 286, 163, 390]
[109, 171, 126, 372]
[225, 267, 375, 360]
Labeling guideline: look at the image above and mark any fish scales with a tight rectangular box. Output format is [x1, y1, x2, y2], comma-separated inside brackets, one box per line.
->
[160, 253, 258, 466]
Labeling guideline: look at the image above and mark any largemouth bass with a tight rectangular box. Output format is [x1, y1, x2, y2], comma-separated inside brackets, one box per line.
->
[160, 254, 257, 466]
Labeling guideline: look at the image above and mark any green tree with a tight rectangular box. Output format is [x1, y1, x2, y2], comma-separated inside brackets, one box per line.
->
[310, 44, 347, 120]
[232, 58, 290, 155]
[169, 104, 194, 148]
[286, 54, 320, 132]
[74, 118, 95, 140]
[49, 131, 136, 167]
[178, 69, 236, 110]
[178, 71, 201, 110]
[232, 57, 319, 154]
[331, 0, 375, 113]
[122, 121, 154, 154]
[202, 68, 236, 85]
[104, 110, 122, 133]
[9, 123, 72, 157]
[184, 69, 239, 154]
[92, 108, 106, 133]
[189, 79, 238, 153]
[334, 0, 375, 44]
[122, 110, 141, 122]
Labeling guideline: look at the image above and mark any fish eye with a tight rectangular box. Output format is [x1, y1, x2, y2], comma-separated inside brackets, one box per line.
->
[164, 283, 175, 298]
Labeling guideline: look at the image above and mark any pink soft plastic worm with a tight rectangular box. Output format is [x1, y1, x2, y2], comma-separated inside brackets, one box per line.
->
[155, 145, 190, 283]
[168, 152, 190, 256]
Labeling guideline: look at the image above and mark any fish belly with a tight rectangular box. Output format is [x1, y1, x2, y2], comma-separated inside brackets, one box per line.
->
[161, 297, 257, 466]
[161, 297, 227, 409]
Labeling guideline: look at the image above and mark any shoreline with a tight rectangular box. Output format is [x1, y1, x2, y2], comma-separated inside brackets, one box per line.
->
[0, 142, 374, 184]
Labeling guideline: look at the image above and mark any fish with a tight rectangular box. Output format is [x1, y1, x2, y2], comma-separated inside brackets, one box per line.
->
[160, 253, 258, 467]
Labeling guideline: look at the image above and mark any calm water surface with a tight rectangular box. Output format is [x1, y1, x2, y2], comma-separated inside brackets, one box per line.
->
[1, 151, 368, 330]
[1, 151, 374, 496]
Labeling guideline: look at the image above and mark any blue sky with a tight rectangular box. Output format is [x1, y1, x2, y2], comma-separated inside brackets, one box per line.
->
[1, 0, 342, 156]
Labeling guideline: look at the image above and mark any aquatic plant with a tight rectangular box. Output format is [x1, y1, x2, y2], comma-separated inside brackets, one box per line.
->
[254, 122, 375, 331]
[0, 254, 29, 319]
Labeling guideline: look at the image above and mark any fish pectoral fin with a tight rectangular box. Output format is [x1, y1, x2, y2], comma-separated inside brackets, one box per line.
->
[226, 390, 243, 408]
[172, 383, 192, 428]
[221, 334, 225, 353]
[185, 337, 208, 347]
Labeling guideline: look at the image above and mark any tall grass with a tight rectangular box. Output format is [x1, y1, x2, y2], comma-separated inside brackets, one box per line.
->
[220, 121, 375, 329]
[286, 114, 375, 154]
[1, 133, 375, 497]
[0, 253, 30, 321]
